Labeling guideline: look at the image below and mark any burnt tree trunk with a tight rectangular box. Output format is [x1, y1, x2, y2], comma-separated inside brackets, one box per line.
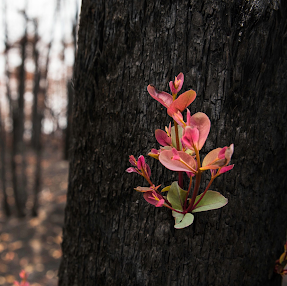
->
[31, 35, 53, 216]
[0, 104, 10, 217]
[31, 19, 40, 149]
[11, 11, 29, 217]
[59, 1, 287, 285]
[2, 0, 11, 217]
[31, 19, 44, 217]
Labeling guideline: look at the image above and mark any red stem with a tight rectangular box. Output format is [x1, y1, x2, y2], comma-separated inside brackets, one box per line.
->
[174, 120, 183, 188]
[191, 178, 214, 211]
[186, 171, 201, 212]
[163, 203, 184, 214]
[186, 147, 201, 212]
[184, 176, 193, 210]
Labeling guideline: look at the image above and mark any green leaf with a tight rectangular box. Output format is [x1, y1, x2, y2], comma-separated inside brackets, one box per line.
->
[167, 181, 188, 211]
[161, 186, 171, 192]
[185, 149, 195, 156]
[172, 211, 184, 224]
[171, 125, 183, 150]
[174, 213, 194, 229]
[192, 191, 228, 213]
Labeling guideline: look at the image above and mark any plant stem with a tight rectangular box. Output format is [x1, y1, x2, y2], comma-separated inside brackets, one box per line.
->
[191, 178, 214, 211]
[186, 171, 201, 212]
[184, 176, 193, 210]
[163, 203, 183, 214]
[174, 120, 183, 188]
[186, 147, 201, 212]
[171, 92, 184, 188]
[174, 121, 180, 151]
[141, 168, 154, 186]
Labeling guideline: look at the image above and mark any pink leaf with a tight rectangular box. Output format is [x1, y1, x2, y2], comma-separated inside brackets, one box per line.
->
[169, 72, 184, 94]
[145, 164, 151, 178]
[181, 126, 199, 150]
[171, 148, 180, 160]
[143, 191, 164, 207]
[201, 145, 234, 174]
[126, 167, 140, 174]
[155, 199, 165, 207]
[218, 147, 227, 159]
[135, 186, 153, 192]
[148, 149, 159, 159]
[150, 148, 159, 155]
[219, 164, 234, 174]
[225, 144, 234, 164]
[147, 85, 173, 108]
[202, 148, 222, 169]
[167, 89, 196, 116]
[189, 112, 210, 150]
[137, 155, 145, 169]
[172, 111, 185, 127]
[159, 149, 197, 173]
[129, 155, 137, 166]
[165, 123, 172, 137]
[155, 129, 172, 146]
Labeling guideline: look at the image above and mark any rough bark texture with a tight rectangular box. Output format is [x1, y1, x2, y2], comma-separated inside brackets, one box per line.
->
[59, 0, 287, 285]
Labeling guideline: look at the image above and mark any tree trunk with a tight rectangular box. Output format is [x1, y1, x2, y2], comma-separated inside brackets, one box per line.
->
[0, 104, 10, 217]
[31, 19, 40, 149]
[2, 0, 11, 217]
[59, 1, 287, 285]
[11, 11, 29, 217]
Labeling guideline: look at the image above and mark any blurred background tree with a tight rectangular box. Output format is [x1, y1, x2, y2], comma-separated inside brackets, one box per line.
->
[0, 1, 81, 284]
[0, 0, 80, 218]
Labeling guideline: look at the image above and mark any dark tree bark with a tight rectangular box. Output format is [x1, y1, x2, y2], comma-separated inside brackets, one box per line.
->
[59, 1, 287, 285]
[10, 10, 29, 217]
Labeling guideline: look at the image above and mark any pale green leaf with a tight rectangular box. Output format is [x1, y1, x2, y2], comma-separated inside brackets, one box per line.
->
[171, 125, 183, 150]
[172, 211, 184, 224]
[185, 149, 195, 156]
[172, 210, 184, 218]
[161, 186, 171, 193]
[174, 213, 194, 229]
[192, 190, 228, 213]
[167, 181, 187, 211]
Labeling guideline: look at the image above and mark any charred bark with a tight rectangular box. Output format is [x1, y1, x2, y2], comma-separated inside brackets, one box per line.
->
[59, 1, 287, 285]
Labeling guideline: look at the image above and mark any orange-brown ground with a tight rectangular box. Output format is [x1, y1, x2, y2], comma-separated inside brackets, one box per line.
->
[0, 141, 68, 286]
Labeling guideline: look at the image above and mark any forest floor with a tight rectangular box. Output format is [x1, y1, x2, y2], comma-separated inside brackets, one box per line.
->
[0, 141, 68, 286]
